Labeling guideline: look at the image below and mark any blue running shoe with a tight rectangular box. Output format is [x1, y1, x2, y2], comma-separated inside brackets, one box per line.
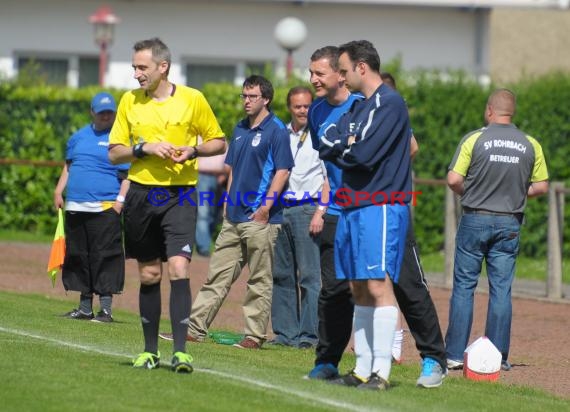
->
[307, 363, 339, 380]
[417, 357, 445, 388]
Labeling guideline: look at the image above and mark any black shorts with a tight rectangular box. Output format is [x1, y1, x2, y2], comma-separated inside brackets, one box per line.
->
[124, 182, 197, 262]
[62, 209, 125, 295]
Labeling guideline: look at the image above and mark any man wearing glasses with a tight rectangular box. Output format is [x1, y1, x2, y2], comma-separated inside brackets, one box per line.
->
[187, 75, 294, 349]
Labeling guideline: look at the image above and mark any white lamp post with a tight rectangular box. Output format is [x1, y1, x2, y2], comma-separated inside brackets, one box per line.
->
[89, 6, 120, 86]
[274, 17, 307, 80]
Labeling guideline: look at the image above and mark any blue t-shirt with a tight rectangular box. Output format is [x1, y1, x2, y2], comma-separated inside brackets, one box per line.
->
[308, 93, 363, 215]
[66, 124, 129, 202]
[319, 84, 412, 209]
[224, 112, 294, 224]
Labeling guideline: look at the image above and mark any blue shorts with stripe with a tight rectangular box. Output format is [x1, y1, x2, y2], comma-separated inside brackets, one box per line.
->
[334, 204, 409, 283]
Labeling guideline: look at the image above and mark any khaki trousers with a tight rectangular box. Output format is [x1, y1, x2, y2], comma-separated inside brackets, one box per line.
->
[189, 219, 280, 343]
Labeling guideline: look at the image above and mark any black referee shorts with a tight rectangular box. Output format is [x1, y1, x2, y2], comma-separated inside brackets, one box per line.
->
[124, 182, 197, 262]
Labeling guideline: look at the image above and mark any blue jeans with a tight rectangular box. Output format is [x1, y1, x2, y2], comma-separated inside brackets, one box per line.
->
[195, 173, 219, 256]
[271, 204, 321, 346]
[445, 213, 520, 363]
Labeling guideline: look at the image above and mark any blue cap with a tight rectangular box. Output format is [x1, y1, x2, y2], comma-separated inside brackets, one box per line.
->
[91, 92, 117, 113]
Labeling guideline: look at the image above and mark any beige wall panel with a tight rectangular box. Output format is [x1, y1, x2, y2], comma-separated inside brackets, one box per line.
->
[490, 9, 570, 83]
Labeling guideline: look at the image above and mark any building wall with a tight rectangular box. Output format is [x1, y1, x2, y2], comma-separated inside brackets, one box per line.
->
[0, 0, 486, 88]
[490, 8, 570, 83]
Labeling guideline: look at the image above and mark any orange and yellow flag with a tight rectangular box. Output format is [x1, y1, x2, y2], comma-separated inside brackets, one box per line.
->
[47, 208, 65, 287]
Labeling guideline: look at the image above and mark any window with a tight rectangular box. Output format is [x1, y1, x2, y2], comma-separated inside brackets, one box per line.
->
[18, 57, 68, 86]
[17, 55, 99, 87]
[78, 57, 99, 87]
[186, 64, 235, 89]
[185, 61, 273, 89]
[245, 62, 266, 76]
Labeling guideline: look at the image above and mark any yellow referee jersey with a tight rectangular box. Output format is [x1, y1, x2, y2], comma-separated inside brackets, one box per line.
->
[109, 85, 224, 186]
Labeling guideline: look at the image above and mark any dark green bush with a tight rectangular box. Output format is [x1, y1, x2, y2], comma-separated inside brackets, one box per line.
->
[0, 84, 121, 233]
[1, 72, 568, 257]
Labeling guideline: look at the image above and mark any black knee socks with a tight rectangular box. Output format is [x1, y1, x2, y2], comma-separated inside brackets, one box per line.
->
[140, 283, 161, 354]
[170, 279, 191, 353]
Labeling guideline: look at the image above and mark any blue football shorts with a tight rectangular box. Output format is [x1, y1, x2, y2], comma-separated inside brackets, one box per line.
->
[334, 204, 409, 283]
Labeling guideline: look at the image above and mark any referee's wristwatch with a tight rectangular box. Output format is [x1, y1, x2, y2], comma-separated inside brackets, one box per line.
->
[133, 143, 147, 159]
[188, 146, 199, 160]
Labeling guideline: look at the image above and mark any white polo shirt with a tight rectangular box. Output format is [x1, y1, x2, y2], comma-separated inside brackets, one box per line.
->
[284, 123, 326, 202]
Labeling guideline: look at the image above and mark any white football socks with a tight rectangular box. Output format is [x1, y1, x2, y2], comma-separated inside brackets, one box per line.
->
[392, 328, 404, 363]
[372, 306, 398, 381]
[353, 305, 374, 379]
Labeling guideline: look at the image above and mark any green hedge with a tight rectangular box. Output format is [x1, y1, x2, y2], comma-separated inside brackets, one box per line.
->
[1, 72, 569, 257]
[0, 85, 113, 233]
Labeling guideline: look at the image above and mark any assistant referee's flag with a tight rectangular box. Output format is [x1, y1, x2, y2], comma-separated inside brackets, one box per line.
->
[47, 208, 65, 287]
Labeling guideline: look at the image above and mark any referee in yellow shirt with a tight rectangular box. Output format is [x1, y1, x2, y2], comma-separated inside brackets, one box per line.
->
[109, 37, 226, 373]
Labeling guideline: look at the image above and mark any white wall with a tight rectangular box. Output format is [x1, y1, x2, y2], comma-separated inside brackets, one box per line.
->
[0, 0, 488, 88]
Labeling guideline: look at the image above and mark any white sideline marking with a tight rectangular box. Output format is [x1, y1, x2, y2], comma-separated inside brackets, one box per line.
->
[0, 326, 387, 412]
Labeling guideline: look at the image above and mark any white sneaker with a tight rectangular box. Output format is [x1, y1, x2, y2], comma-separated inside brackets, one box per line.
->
[446, 359, 464, 370]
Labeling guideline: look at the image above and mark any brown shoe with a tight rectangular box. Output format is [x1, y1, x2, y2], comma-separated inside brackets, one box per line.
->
[158, 332, 200, 343]
[233, 337, 261, 349]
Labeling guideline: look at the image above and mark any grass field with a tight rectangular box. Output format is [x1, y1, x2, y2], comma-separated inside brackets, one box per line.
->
[1, 291, 568, 412]
[0, 230, 53, 243]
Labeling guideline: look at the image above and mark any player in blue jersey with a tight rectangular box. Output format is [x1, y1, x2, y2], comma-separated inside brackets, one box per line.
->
[306, 46, 362, 381]
[54, 92, 130, 323]
[320, 40, 411, 390]
[380, 72, 447, 387]
[307, 47, 446, 388]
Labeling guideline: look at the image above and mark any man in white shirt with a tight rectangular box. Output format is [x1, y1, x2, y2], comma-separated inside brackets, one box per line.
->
[270, 86, 326, 348]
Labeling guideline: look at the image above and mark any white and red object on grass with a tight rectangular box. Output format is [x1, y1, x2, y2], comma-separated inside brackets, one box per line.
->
[463, 336, 502, 382]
